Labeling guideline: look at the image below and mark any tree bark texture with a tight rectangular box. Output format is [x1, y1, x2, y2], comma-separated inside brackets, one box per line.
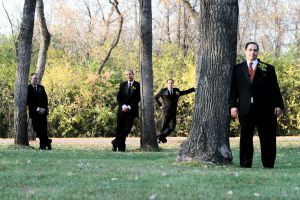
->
[176, 2, 182, 47]
[139, 0, 158, 150]
[14, 0, 37, 145]
[36, 0, 51, 83]
[178, 0, 238, 164]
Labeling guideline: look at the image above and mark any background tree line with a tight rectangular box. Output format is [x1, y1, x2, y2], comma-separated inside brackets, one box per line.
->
[0, 0, 299, 138]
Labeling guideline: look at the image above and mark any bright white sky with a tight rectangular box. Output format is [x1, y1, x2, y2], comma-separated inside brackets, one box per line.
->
[0, 0, 24, 34]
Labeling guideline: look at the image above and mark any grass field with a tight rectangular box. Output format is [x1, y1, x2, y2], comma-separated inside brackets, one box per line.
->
[0, 137, 300, 200]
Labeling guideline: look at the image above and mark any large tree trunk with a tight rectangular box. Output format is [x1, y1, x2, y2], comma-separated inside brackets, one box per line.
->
[139, 0, 158, 150]
[178, 0, 238, 164]
[36, 0, 50, 83]
[14, 0, 37, 146]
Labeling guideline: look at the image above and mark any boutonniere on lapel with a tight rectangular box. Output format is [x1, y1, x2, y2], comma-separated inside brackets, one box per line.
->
[175, 91, 179, 95]
[131, 86, 136, 91]
[258, 62, 268, 71]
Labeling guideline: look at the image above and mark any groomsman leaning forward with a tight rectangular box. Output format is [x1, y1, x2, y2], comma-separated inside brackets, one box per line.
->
[154, 79, 195, 144]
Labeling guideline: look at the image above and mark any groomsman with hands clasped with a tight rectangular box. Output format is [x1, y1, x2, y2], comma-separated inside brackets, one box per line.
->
[230, 42, 284, 168]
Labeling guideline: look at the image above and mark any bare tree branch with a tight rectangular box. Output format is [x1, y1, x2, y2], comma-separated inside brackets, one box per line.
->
[98, 3, 115, 46]
[2, 0, 18, 58]
[97, 0, 123, 74]
[181, 0, 199, 22]
[36, 0, 51, 83]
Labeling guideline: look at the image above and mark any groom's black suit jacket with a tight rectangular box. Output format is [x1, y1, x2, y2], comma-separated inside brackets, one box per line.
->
[154, 87, 195, 115]
[27, 84, 49, 119]
[230, 60, 284, 117]
[117, 81, 140, 117]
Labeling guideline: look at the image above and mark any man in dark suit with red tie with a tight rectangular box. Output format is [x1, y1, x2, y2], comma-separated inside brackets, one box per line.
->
[154, 79, 195, 143]
[27, 73, 52, 150]
[112, 69, 140, 152]
[230, 42, 284, 168]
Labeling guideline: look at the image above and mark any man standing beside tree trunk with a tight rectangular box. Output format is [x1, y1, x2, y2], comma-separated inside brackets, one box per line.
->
[230, 42, 284, 168]
[27, 73, 52, 150]
[112, 69, 141, 152]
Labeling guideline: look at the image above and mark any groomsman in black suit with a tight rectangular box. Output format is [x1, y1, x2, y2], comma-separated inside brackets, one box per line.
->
[27, 73, 52, 150]
[112, 69, 140, 152]
[230, 42, 284, 168]
[154, 79, 195, 143]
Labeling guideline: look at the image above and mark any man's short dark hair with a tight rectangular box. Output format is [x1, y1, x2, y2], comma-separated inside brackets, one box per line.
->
[166, 79, 174, 83]
[245, 42, 259, 51]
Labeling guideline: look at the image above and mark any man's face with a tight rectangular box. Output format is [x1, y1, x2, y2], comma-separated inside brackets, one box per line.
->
[31, 74, 39, 85]
[125, 71, 134, 81]
[244, 44, 259, 62]
[167, 80, 174, 89]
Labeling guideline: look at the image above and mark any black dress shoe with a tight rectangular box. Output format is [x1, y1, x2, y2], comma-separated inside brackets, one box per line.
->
[39, 146, 46, 150]
[111, 139, 117, 152]
[46, 139, 52, 150]
[157, 136, 167, 143]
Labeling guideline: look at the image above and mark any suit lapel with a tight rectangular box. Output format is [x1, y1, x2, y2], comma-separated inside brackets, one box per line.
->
[241, 61, 251, 85]
[124, 82, 129, 95]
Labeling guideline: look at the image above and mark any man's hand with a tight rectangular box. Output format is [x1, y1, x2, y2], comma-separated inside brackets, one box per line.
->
[231, 107, 239, 118]
[274, 107, 283, 116]
[121, 104, 130, 112]
[37, 108, 46, 115]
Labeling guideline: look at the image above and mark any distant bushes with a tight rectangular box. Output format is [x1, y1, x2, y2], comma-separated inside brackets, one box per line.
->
[0, 36, 299, 137]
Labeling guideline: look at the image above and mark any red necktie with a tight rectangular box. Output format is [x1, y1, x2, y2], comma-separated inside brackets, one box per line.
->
[248, 62, 255, 81]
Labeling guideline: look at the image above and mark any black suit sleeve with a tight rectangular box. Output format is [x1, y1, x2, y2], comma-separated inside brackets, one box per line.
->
[41, 86, 49, 114]
[154, 89, 163, 107]
[116, 83, 124, 106]
[27, 86, 37, 114]
[179, 87, 195, 96]
[269, 66, 284, 110]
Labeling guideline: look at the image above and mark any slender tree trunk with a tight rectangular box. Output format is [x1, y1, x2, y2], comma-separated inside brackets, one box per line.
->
[164, 3, 171, 43]
[182, 6, 189, 58]
[178, 0, 238, 164]
[176, 2, 182, 47]
[274, 2, 282, 57]
[139, 0, 158, 150]
[36, 0, 50, 83]
[134, 0, 139, 41]
[14, 0, 37, 146]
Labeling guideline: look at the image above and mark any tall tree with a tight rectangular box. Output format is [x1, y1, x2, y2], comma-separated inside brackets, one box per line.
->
[178, 0, 239, 164]
[36, 0, 51, 83]
[139, 0, 158, 150]
[14, 0, 37, 146]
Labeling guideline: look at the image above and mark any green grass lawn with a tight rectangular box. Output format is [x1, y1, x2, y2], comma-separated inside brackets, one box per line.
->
[0, 137, 300, 200]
